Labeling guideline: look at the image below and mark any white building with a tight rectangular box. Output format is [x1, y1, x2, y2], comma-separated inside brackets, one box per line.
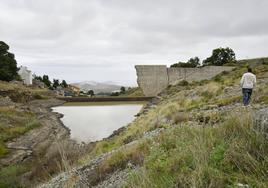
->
[18, 66, 32, 85]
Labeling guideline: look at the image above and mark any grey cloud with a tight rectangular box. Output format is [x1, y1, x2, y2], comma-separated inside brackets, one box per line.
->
[0, 0, 268, 85]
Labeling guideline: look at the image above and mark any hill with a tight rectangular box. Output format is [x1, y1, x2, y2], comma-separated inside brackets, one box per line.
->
[41, 58, 268, 187]
[72, 81, 125, 94]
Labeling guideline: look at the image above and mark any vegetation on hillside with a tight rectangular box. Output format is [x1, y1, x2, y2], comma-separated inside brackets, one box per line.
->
[171, 57, 201, 68]
[77, 58, 268, 187]
[34, 74, 69, 90]
[0, 80, 52, 102]
[124, 111, 267, 187]
[0, 107, 40, 157]
[1, 57, 268, 188]
[203, 47, 236, 66]
[116, 87, 145, 97]
[170, 47, 236, 68]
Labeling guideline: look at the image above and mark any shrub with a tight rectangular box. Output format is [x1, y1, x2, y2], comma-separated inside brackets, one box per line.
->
[0, 165, 28, 188]
[177, 80, 189, 86]
[213, 75, 224, 82]
[0, 141, 8, 157]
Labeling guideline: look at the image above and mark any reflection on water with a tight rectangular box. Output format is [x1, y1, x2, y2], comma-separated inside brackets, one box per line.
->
[52, 103, 143, 142]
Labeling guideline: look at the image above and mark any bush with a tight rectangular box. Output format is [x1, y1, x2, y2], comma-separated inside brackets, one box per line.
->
[0, 165, 28, 188]
[177, 80, 189, 86]
[0, 141, 8, 157]
[213, 75, 224, 82]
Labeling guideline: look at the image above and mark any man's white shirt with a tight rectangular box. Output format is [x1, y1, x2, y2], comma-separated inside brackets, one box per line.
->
[240, 72, 256, 89]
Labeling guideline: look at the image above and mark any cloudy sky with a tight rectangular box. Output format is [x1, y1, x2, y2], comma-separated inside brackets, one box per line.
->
[1, 0, 268, 86]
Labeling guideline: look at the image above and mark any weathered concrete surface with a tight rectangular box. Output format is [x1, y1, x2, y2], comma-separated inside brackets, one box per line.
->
[135, 65, 169, 97]
[135, 65, 234, 96]
[168, 66, 234, 84]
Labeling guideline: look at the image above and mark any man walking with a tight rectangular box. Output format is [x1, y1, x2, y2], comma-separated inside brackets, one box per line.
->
[240, 67, 257, 106]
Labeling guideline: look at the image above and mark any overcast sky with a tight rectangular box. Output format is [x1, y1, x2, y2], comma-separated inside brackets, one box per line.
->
[1, 0, 268, 86]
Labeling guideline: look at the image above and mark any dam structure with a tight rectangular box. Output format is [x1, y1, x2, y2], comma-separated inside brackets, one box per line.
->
[135, 65, 234, 96]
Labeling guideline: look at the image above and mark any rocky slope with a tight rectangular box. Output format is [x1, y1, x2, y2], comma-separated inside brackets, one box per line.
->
[39, 60, 268, 187]
[0, 82, 93, 187]
[0, 99, 69, 166]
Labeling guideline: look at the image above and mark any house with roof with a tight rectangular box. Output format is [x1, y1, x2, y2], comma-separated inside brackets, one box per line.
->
[18, 66, 32, 85]
[68, 84, 80, 95]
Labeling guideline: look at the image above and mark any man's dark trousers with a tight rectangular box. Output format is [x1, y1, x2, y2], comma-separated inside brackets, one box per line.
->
[242, 88, 253, 106]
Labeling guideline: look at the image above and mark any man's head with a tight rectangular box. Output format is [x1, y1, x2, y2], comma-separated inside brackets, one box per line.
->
[248, 67, 252, 73]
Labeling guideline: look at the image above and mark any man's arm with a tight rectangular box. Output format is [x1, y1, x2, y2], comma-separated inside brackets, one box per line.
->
[240, 74, 245, 87]
[254, 75, 257, 86]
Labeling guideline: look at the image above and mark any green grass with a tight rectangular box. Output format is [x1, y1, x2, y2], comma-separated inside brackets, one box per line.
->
[0, 164, 28, 188]
[215, 96, 241, 107]
[75, 59, 268, 187]
[119, 87, 145, 97]
[81, 63, 268, 163]
[0, 80, 53, 102]
[0, 107, 41, 157]
[124, 111, 268, 188]
[257, 95, 268, 104]
[0, 141, 8, 156]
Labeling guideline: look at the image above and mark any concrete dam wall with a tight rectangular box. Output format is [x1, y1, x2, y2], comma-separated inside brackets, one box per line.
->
[135, 65, 234, 96]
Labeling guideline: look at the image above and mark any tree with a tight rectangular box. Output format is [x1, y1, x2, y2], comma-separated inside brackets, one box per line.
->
[110, 92, 120, 96]
[170, 61, 187, 68]
[188, 57, 200, 67]
[203, 47, 236, 66]
[170, 57, 200, 68]
[42, 75, 51, 88]
[52, 79, 60, 89]
[120, 86, 126, 94]
[61, 80, 68, 88]
[34, 75, 43, 82]
[87, 90, 94, 97]
[0, 41, 18, 81]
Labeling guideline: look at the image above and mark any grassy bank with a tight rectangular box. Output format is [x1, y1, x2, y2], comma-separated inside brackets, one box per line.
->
[76, 59, 268, 187]
[0, 81, 52, 102]
[119, 87, 145, 97]
[0, 106, 41, 188]
[124, 111, 267, 187]
[0, 107, 40, 157]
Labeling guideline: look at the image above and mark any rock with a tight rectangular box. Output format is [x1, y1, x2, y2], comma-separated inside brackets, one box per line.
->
[254, 107, 268, 138]
[237, 183, 249, 188]
[106, 126, 126, 139]
[0, 96, 15, 106]
[93, 168, 139, 188]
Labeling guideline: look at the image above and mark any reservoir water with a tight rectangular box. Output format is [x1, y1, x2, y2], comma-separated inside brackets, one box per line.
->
[52, 102, 144, 142]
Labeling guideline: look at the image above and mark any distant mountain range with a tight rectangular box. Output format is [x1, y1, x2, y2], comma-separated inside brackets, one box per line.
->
[71, 81, 125, 94]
